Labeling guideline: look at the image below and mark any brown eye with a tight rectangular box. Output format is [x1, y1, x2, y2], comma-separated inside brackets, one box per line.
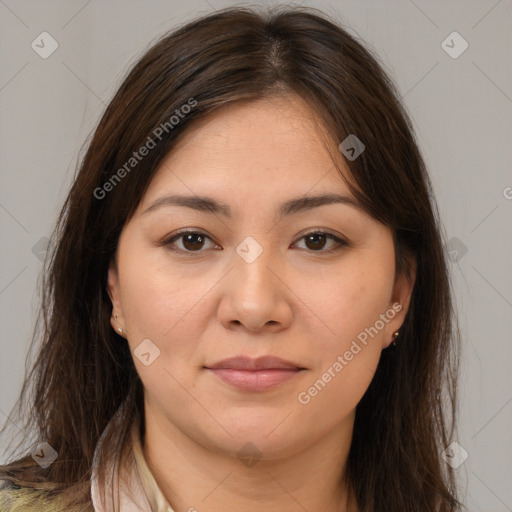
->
[294, 231, 349, 253]
[163, 230, 218, 253]
[304, 233, 328, 250]
[162, 229, 349, 255]
[181, 232, 206, 251]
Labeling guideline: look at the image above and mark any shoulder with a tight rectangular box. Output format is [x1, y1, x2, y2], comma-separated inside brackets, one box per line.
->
[0, 479, 41, 511]
[0, 478, 94, 512]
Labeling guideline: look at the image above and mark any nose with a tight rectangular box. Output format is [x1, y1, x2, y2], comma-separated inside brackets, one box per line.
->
[216, 239, 293, 333]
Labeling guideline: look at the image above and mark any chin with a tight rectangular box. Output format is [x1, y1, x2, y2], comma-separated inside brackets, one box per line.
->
[203, 419, 307, 461]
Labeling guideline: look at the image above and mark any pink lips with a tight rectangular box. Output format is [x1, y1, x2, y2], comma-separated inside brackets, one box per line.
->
[205, 356, 305, 392]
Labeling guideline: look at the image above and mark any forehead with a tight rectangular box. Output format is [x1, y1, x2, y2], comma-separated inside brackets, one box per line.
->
[139, 95, 356, 210]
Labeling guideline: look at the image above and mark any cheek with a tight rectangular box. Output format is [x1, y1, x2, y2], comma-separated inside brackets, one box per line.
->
[295, 251, 395, 350]
[119, 246, 194, 334]
[120, 266, 173, 336]
[118, 247, 214, 379]
[294, 250, 395, 415]
[297, 351, 379, 423]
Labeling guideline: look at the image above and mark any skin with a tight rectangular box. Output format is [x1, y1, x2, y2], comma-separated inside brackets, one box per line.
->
[107, 94, 416, 512]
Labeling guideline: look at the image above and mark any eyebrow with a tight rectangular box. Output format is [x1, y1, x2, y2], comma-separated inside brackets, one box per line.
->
[142, 193, 363, 218]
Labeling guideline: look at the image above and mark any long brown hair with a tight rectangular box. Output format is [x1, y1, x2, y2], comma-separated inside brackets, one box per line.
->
[0, 5, 464, 511]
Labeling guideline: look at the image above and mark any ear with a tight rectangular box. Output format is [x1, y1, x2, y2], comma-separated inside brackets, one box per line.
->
[382, 255, 417, 349]
[107, 257, 125, 335]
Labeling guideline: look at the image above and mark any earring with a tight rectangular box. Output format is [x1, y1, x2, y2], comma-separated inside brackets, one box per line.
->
[114, 315, 123, 335]
[391, 331, 399, 347]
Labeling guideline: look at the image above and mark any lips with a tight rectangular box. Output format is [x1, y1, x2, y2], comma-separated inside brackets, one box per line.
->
[207, 355, 303, 371]
[205, 356, 305, 392]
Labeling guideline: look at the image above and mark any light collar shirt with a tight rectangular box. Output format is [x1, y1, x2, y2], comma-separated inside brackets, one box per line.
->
[90, 402, 174, 512]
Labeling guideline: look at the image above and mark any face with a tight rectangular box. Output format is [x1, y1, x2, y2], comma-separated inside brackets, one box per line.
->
[108, 94, 415, 461]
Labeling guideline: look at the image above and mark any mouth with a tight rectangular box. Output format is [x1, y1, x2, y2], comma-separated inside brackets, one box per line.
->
[204, 355, 306, 392]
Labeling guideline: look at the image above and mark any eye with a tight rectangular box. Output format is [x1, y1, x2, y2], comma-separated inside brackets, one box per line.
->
[160, 229, 350, 255]
[292, 230, 350, 253]
[161, 230, 220, 254]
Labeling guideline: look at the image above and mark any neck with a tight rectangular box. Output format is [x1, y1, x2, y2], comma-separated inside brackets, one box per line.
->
[143, 409, 359, 512]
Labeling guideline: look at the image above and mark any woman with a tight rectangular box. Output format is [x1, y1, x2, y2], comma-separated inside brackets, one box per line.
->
[0, 5, 464, 511]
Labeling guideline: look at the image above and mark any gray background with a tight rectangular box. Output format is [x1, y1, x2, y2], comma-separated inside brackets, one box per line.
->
[1, 1, 511, 510]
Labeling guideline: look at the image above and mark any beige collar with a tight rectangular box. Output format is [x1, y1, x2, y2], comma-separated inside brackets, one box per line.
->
[90, 404, 174, 512]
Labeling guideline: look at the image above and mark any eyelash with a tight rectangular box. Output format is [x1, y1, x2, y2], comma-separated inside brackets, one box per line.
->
[160, 229, 350, 256]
